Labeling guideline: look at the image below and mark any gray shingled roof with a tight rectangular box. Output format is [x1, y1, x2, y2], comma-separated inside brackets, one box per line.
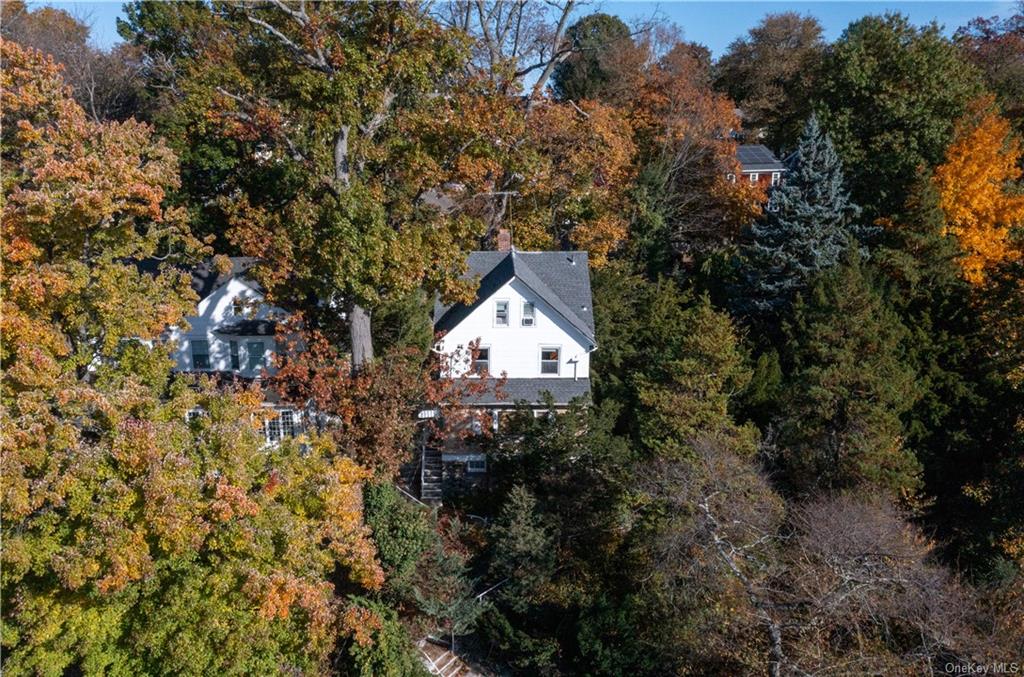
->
[190, 257, 261, 300]
[737, 144, 785, 172]
[455, 378, 591, 406]
[433, 250, 595, 344]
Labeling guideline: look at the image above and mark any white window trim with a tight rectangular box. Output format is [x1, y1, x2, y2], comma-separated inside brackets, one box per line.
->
[472, 345, 491, 376]
[726, 172, 735, 182]
[521, 301, 536, 327]
[493, 299, 510, 328]
[264, 408, 298, 445]
[749, 172, 759, 183]
[539, 345, 561, 376]
[441, 452, 487, 473]
[771, 172, 781, 186]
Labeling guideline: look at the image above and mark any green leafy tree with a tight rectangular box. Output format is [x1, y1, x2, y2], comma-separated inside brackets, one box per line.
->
[714, 12, 825, 150]
[816, 13, 984, 218]
[741, 115, 864, 318]
[780, 252, 921, 495]
[121, 2, 488, 368]
[1, 41, 385, 675]
[551, 13, 642, 105]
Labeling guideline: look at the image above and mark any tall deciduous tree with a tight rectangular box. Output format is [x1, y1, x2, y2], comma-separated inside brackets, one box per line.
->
[955, 9, 1024, 136]
[741, 115, 864, 317]
[934, 97, 1024, 284]
[1, 39, 387, 675]
[1, 0, 144, 122]
[817, 13, 984, 219]
[551, 13, 645, 105]
[628, 41, 764, 263]
[714, 12, 825, 151]
[124, 2, 491, 369]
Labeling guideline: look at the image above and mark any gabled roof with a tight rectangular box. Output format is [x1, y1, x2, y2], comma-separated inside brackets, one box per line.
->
[135, 256, 262, 301]
[737, 144, 785, 172]
[190, 257, 261, 300]
[433, 250, 595, 345]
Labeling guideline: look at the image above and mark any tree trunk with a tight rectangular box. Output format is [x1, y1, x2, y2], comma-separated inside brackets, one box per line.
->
[349, 302, 374, 370]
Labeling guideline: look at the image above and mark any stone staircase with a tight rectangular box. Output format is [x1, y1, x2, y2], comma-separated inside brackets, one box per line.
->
[418, 639, 477, 676]
[420, 447, 443, 503]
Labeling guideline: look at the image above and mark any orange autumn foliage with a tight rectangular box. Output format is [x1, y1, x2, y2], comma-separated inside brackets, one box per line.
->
[934, 97, 1024, 284]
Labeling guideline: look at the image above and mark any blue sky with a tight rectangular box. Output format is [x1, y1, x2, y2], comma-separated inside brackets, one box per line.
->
[44, 1, 1018, 57]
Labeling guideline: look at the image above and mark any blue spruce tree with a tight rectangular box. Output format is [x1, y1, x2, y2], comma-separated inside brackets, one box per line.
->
[742, 114, 867, 315]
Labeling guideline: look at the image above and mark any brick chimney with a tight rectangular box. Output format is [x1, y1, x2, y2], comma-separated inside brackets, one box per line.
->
[496, 228, 512, 252]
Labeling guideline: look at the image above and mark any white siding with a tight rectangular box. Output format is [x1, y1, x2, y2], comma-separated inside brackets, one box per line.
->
[168, 277, 286, 378]
[437, 278, 592, 379]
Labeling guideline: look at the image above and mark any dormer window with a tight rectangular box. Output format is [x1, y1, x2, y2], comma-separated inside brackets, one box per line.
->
[495, 300, 509, 327]
[522, 302, 535, 327]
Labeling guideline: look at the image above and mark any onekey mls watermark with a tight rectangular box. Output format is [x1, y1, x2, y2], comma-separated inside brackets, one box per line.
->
[945, 663, 1021, 675]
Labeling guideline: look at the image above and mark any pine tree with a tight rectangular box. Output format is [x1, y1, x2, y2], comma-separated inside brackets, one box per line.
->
[742, 114, 865, 317]
[780, 252, 921, 495]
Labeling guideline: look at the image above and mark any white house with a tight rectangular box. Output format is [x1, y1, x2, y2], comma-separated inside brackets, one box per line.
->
[423, 246, 596, 491]
[433, 247, 596, 409]
[163, 257, 301, 445]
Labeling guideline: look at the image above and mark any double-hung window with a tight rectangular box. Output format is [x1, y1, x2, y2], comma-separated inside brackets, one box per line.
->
[749, 172, 759, 183]
[472, 347, 490, 375]
[191, 339, 210, 370]
[771, 172, 781, 186]
[494, 300, 509, 327]
[229, 340, 240, 370]
[521, 302, 535, 327]
[247, 341, 265, 371]
[540, 347, 560, 375]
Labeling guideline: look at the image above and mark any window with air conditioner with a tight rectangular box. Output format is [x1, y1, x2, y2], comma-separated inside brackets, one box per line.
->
[522, 301, 535, 327]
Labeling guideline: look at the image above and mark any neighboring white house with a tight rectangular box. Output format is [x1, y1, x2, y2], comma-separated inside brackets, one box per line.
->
[161, 257, 301, 445]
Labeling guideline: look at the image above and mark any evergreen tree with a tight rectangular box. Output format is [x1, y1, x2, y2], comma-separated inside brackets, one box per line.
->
[780, 252, 921, 495]
[741, 114, 865, 318]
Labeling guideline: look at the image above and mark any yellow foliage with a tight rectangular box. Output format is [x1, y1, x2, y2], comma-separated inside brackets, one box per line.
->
[934, 98, 1024, 284]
